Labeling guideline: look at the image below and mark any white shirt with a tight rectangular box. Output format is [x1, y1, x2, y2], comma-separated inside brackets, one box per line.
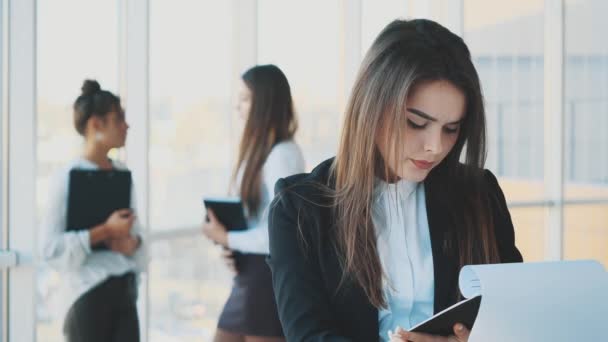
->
[373, 179, 435, 341]
[227, 140, 305, 254]
[39, 158, 146, 316]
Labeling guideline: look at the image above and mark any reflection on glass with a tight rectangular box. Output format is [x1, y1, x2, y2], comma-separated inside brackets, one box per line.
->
[565, 0, 608, 198]
[257, 0, 342, 170]
[564, 204, 608, 268]
[464, 0, 544, 197]
[36, 1, 120, 340]
[149, 0, 234, 232]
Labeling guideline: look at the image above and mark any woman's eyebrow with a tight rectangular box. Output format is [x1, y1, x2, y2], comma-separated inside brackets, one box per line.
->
[407, 107, 462, 125]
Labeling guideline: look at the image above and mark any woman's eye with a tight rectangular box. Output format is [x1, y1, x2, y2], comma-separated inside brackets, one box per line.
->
[444, 126, 460, 134]
[407, 119, 426, 129]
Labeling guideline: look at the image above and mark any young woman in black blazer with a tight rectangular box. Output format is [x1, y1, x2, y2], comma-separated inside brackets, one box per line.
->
[267, 19, 523, 342]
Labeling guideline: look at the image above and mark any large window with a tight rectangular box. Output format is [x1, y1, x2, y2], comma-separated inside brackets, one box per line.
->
[4, 2, 604, 341]
[464, 0, 545, 261]
[564, 0, 608, 191]
[148, 1, 234, 339]
[36, 1, 120, 340]
[564, 0, 608, 266]
[257, 0, 343, 170]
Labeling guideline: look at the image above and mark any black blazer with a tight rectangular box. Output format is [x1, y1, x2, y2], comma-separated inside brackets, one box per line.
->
[267, 158, 523, 342]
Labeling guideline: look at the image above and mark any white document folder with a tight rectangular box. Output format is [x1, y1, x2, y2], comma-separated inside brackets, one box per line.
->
[459, 260, 608, 342]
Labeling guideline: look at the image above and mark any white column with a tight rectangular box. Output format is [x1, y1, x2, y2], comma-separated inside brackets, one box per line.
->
[543, 0, 565, 261]
[339, 0, 362, 111]
[0, 1, 5, 339]
[121, 0, 150, 340]
[7, 0, 36, 340]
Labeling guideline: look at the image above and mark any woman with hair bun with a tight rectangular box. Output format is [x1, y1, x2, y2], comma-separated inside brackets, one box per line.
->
[40, 80, 145, 342]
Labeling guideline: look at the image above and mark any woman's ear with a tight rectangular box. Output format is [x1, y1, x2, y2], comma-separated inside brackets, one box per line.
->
[89, 115, 106, 132]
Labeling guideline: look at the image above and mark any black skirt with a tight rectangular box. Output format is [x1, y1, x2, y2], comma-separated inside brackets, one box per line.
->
[63, 272, 139, 342]
[217, 254, 284, 337]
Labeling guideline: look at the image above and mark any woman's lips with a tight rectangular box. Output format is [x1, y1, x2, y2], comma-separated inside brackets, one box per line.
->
[411, 159, 434, 170]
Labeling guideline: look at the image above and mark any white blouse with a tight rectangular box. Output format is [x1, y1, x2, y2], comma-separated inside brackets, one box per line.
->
[39, 158, 146, 315]
[227, 140, 305, 254]
[373, 179, 435, 341]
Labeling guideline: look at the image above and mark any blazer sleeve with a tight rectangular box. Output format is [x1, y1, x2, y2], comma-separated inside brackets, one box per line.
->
[485, 170, 524, 263]
[267, 179, 353, 342]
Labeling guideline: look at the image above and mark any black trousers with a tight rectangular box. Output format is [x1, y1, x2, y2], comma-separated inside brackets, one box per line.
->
[63, 272, 139, 342]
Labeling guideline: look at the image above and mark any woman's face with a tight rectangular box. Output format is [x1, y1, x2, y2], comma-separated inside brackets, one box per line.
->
[236, 79, 252, 120]
[94, 106, 129, 149]
[376, 80, 466, 182]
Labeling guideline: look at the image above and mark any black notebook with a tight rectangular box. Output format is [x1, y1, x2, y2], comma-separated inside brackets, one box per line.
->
[67, 169, 132, 250]
[203, 197, 248, 273]
[202, 197, 248, 231]
[410, 295, 482, 336]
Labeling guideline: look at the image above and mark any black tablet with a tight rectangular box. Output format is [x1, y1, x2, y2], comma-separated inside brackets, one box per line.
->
[203, 197, 248, 231]
[67, 169, 132, 250]
[410, 295, 481, 336]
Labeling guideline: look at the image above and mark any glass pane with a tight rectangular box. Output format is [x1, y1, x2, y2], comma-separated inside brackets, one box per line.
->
[149, 0, 234, 232]
[148, 236, 232, 341]
[564, 0, 608, 200]
[258, 0, 342, 170]
[464, 0, 545, 201]
[509, 206, 545, 262]
[36, 1, 120, 340]
[564, 204, 608, 268]
[361, 0, 407, 55]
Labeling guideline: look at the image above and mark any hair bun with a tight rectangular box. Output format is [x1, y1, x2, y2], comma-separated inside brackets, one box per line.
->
[81, 79, 101, 96]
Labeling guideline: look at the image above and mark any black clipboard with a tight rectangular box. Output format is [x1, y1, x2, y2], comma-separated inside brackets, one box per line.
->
[202, 197, 248, 231]
[203, 197, 248, 272]
[410, 295, 481, 336]
[67, 169, 132, 250]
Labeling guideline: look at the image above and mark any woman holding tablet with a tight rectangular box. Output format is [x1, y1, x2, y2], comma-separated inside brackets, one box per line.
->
[40, 80, 145, 342]
[267, 19, 523, 342]
[202, 64, 305, 342]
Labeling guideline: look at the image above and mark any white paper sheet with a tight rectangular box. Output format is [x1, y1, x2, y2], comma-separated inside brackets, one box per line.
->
[458, 260, 608, 342]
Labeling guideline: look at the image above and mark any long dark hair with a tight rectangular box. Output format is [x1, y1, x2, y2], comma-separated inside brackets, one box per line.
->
[331, 19, 499, 308]
[233, 65, 297, 215]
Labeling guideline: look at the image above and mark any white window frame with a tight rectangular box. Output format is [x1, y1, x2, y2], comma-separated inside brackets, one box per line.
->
[6, 0, 37, 340]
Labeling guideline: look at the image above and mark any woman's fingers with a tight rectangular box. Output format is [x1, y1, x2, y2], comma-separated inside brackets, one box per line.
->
[207, 209, 218, 223]
[451, 323, 470, 341]
[221, 247, 233, 258]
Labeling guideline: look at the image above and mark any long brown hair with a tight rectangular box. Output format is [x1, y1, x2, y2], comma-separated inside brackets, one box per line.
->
[331, 19, 500, 308]
[233, 65, 297, 215]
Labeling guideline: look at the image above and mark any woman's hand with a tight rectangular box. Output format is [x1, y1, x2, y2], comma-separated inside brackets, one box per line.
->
[202, 209, 228, 247]
[104, 209, 135, 239]
[108, 235, 140, 257]
[389, 324, 470, 342]
[221, 247, 237, 274]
